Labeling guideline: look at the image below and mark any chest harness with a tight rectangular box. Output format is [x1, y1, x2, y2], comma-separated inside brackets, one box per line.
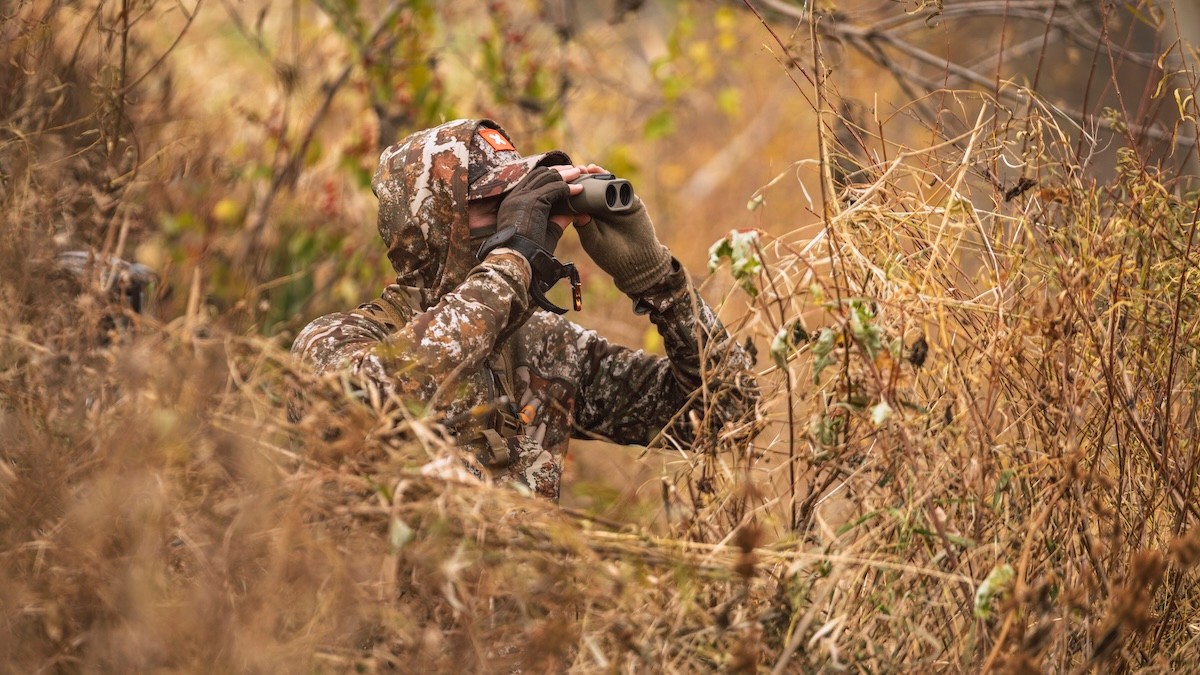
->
[350, 286, 524, 468]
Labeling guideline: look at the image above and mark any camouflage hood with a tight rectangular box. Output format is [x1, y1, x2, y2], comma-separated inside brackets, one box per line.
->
[371, 119, 570, 307]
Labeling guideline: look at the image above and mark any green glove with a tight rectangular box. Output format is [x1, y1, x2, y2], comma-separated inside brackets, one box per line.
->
[574, 197, 673, 298]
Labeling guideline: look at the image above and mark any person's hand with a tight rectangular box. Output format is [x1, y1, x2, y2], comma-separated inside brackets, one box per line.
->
[477, 166, 584, 315]
[574, 195, 673, 298]
[544, 164, 605, 237]
[481, 166, 572, 259]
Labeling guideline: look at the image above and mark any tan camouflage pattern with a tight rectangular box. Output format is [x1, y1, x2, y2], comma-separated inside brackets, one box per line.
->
[292, 119, 758, 501]
[468, 150, 572, 201]
[372, 119, 481, 303]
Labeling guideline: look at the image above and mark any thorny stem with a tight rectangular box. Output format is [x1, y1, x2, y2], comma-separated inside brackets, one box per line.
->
[993, 0, 1013, 102]
[1098, 3, 1141, 160]
[1161, 199, 1200, 513]
[750, 238, 800, 530]
[784, 351, 797, 531]
[803, 8, 854, 458]
[1014, 0, 1061, 167]
[744, 0, 852, 522]
[741, 0, 817, 106]
[1073, 5, 1106, 169]
[113, 0, 129, 158]
[1109, 250, 1129, 579]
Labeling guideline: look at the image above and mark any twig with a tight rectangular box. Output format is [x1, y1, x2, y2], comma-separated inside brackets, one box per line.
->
[239, 0, 404, 264]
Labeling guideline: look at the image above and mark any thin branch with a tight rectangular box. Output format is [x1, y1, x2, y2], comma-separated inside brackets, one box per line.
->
[751, 2, 1194, 148]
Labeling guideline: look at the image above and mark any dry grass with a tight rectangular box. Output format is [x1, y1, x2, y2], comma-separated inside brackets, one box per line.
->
[4, 1, 1200, 672]
[723, 94, 1200, 670]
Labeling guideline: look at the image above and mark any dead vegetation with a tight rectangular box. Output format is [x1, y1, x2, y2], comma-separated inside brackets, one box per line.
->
[3, 0, 1200, 672]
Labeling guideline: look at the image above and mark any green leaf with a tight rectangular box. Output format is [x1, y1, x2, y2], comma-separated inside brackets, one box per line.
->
[849, 300, 882, 358]
[707, 238, 732, 272]
[644, 109, 675, 140]
[812, 328, 837, 383]
[944, 191, 975, 218]
[809, 413, 843, 447]
[717, 87, 741, 118]
[661, 73, 688, 102]
[835, 510, 880, 535]
[388, 517, 414, 554]
[770, 320, 810, 370]
[304, 138, 323, 167]
[707, 229, 762, 296]
[974, 564, 1015, 619]
[946, 533, 976, 548]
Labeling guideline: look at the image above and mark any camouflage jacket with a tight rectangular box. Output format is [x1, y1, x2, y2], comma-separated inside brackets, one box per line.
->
[290, 119, 756, 501]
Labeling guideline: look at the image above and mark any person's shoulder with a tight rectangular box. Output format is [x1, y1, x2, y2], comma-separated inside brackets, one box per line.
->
[291, 307, 391, 360]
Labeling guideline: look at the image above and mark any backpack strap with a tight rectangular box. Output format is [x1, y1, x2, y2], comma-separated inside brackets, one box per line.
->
[476, 429, 512, 468]
[349, 285, 419, 331]
[488, 341, 523, 436]
[463, 341, 525, 469]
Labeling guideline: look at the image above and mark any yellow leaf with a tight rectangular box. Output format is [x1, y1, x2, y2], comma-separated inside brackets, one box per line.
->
[642, 326, 664, 354]
[211, 198, 242, 225]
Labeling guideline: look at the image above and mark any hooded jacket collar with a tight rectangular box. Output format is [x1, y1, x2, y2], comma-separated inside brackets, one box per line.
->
[372, 119, 491, 308]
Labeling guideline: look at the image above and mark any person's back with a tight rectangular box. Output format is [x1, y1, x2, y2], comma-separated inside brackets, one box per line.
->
[291, 118, 757, 500]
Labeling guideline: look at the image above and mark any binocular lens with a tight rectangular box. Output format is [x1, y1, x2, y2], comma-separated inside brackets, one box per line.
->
[602, 183, 634, 208]
[563, 173, 634, 214]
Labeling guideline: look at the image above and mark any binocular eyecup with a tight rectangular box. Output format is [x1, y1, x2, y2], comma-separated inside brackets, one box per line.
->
[554, 173, 635, 215]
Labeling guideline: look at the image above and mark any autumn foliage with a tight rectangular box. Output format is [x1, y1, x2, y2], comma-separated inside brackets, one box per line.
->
[3, 1, 1200, 672]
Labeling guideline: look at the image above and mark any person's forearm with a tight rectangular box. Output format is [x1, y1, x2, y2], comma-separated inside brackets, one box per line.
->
[641, 262, 758, 438]
[573, 260, 758, 445]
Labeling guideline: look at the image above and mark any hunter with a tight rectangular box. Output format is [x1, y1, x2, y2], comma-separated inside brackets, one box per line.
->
[290, 119, 756, 501]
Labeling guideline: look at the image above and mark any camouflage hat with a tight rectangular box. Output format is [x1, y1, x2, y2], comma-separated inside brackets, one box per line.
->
[467, 122, 572, 201]
[371, 118, 575, 304]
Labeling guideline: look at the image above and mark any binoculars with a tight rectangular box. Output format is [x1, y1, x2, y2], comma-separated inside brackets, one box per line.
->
[479, 172, 636, 315]
[555, 173, 635, 215]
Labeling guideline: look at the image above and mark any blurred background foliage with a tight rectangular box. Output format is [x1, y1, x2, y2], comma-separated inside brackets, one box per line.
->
[10, 0, 1195, 339]
[8, 0, 1195, 516]
[81, 2, 912, 326]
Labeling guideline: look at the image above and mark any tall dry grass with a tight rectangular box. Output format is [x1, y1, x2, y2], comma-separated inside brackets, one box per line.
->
[4, 0, 1200, 672]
